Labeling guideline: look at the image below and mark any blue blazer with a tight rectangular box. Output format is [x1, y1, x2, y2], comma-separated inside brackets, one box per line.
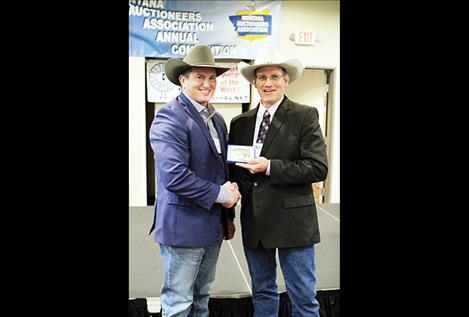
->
[149, 93, 233, 247]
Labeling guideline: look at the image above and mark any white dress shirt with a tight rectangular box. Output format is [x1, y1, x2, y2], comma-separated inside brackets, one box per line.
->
[252, 97, 284, 176]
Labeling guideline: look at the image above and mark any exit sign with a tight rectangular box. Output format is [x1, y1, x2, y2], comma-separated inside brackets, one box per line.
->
[294, 31, 316, 46]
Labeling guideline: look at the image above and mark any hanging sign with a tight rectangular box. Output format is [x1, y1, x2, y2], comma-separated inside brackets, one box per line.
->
[146, 61, 249, 103]
[130, 0, 282, 59]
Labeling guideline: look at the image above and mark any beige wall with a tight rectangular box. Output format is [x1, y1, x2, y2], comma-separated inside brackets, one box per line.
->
[129, 57, 147, 206]
[280, 1, 339, 67]
[280, 0, 340, 203]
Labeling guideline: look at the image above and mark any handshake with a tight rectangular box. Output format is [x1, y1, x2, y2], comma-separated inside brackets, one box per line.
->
[222, 181, 241, 208]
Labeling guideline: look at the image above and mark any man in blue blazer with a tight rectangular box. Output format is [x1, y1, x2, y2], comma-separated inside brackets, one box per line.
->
[229, 45, 328, 317]
[149, 44, 241, 317]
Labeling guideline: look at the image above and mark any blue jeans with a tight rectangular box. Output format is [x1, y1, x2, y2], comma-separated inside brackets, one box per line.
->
[159, 238, 222, 317]
[244, 244, 319, 317]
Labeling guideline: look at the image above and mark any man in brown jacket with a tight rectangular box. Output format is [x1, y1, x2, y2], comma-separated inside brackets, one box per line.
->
[229, 45, 328, 317]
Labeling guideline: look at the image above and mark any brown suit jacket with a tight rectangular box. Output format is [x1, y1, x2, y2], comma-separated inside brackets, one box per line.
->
[229, 96, 328, 249]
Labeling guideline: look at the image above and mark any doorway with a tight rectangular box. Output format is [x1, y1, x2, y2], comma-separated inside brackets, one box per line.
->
[285, 67, 335, 203]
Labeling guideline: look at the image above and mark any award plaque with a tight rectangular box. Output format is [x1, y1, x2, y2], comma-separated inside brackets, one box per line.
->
[227, 145, 255, 163]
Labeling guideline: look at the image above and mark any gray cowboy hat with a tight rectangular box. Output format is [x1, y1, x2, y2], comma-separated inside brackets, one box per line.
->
[238, 45, 304, 84]
[164, 44, 231, 86]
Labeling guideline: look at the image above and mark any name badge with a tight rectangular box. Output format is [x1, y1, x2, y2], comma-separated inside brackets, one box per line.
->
[213, 136, 222, 154]
[254, 143, 263, 158]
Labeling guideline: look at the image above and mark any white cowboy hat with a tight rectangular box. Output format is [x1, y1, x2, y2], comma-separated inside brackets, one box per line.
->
[238, 45, 304, 84]
[165, 44, 230, 86]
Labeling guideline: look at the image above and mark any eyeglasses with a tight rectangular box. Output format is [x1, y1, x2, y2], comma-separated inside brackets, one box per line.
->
[255, 73, 285, 83]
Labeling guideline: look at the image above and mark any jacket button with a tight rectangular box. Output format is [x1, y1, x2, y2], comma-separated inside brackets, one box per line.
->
[253, 182, 258, 187]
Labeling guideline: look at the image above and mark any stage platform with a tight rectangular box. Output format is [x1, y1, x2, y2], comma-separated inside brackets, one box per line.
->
[129, 203, 339, 314]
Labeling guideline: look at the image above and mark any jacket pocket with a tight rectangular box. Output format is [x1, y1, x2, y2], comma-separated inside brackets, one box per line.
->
[283, 195, 314, 208]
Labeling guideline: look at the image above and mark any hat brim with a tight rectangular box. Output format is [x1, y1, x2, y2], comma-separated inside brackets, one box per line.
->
[238, 59, 304, 84]
[165, 59, 231, 86]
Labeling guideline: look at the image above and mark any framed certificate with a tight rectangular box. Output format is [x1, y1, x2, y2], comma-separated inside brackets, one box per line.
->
[227, 145, 255, 163]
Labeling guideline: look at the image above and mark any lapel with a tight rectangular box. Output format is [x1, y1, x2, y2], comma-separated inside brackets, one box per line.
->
[212, 114, 229, 176]
[260, 96, 292, 156]
[241, 106, 258, 145]
[178, 93, 225, 168]
[212, 114, 227, 159]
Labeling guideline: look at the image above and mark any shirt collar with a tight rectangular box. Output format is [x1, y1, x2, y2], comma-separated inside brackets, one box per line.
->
[182, 91, 215, 119]
[258, 96, 284, 118]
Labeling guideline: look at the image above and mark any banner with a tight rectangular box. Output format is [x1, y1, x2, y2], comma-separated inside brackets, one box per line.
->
[129, 0, 282, 59]
[146, 60, 249, 103]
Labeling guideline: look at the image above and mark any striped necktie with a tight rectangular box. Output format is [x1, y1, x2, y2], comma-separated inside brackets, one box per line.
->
[256, 110, 271, 143]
